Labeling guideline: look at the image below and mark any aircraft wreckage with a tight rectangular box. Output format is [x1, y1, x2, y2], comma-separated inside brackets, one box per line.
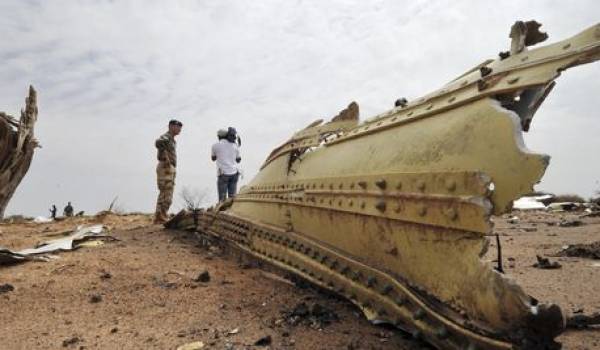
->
[167, 21, 600, 349]
[0, 86, 39, 219]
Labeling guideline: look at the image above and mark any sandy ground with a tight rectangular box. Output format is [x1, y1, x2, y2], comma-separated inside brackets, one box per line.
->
[0, 211, 599, 349]
[0, 214, 423, 350]
[487, 211, 600, 350]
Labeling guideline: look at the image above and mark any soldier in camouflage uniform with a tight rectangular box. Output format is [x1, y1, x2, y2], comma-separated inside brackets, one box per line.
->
[154, 119, 182, 224]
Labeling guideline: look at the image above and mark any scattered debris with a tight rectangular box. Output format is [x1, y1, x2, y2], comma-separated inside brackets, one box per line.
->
[558, 218, 584, 227]
[176, 341, 205, 350]
[153, 275, 179, 290]
[513, 195, 551, 210]
[29, 225, 107, 254]
[0, 247, 39, 265]
[227, 328, 239, 336]
[100, 271, 112, 279]
[580, 210, 600, 218]
[33, 216, 54, 223]
[0, 225, 114, 267]
[254, 335, 272, 346]
[547, 202, 585, 212]
[557, 242, 600, 259]
[61, 335, 82, 347]
[194, 270, 211, 283]
[507, 215, 520, 224]
[507, 257, 516, 269]
[0, 283, 14, 294]
[566, 312, 600, 329]
[281, 302, 339, 329]
[533, 255, 561, 269]
[89, 294, 103, 303]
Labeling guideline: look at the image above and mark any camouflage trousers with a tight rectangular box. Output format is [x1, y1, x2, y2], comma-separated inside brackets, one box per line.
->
[155, 162, 176, 223]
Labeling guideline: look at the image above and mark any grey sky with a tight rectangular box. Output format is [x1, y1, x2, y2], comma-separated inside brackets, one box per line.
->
[1, 0, 599, 217]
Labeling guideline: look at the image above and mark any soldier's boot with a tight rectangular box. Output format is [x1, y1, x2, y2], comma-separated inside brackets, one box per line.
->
[154, 203, 169, 224]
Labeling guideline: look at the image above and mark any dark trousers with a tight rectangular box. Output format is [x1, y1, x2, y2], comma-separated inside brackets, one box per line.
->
[217, 173, 239, 201]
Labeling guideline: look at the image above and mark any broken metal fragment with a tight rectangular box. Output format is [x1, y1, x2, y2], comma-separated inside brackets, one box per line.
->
[394, 98, 408, 107]
[0, 86, 39, 219]
[167, 21, 600, 350]
[510, 20, 548, 55]
[0, 225, 113, 267]
[566, 312, 600, 329]
[533, 255, 561, 269]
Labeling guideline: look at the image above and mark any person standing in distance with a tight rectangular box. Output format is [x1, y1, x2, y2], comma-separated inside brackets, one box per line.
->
[154, 119, 182, 223]
[211, 128, 241, 201]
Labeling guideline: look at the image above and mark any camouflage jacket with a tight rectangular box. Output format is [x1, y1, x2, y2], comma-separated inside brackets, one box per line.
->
[155, 132, 177, 167]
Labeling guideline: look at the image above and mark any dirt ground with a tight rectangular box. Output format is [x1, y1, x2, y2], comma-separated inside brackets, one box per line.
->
[1, 211, 599, 349]
[488, 211, 600, 350]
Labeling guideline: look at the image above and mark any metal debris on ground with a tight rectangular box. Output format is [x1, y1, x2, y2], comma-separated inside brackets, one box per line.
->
[566, 312, 600, 329]
[533, 255, 561, 269]
[507, 215, 520, 224]
[33, 216, 53, 223]
[61, 335, 82, 347]
[0, 247, 40, 265]
[18, 225, 112, 255]
[547, 202, 585, 212]
[166, 21, 600, 349]
[281, 302, 339, 329]
[194, 270, 211, 283]
[558, 218, 584, 227]
[254, 335, 272, 346]
[513, 195, 552, 210]
[581, 211, 600, 218]
[557, 242, 600, 259]
[0, 225, 114, 267]
[0, 283, 14, 294]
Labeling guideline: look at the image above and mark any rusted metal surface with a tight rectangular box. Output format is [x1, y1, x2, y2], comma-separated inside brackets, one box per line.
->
[0, 86, 39, 219]
[168, 22, 600, 349]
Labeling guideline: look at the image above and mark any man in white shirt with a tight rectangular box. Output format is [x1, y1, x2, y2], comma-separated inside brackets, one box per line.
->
[211, 128, 241, 201]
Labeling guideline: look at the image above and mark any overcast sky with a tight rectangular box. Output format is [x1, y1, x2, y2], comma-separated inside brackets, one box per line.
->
[1, 0, 599, 217]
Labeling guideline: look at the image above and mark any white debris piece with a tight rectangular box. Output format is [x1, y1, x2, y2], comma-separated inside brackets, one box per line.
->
[17, 225, 109, 255]
[513, 195, 552, 210]
[33, 216, 53, 223]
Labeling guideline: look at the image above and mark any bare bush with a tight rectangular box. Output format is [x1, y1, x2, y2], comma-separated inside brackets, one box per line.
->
[591, 189, 600, 205]
[1, 214, 33, 224]
[180, 186, 208, 211]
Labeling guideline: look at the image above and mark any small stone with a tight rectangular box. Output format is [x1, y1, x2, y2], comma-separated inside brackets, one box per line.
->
[0, 283, 14, 294]
[89, 294, 102, 303]
[194, 270, 210, 283]
[62, 336, 81, 347]
[254, 335, 272, 346]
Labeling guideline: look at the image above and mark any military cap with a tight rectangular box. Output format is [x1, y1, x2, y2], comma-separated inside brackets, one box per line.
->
[169, 119, 183, 126]
[217, 129, 228, 137]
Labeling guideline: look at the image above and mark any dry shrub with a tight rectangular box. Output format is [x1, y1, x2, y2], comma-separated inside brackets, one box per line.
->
[1, 214, 33, 224]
